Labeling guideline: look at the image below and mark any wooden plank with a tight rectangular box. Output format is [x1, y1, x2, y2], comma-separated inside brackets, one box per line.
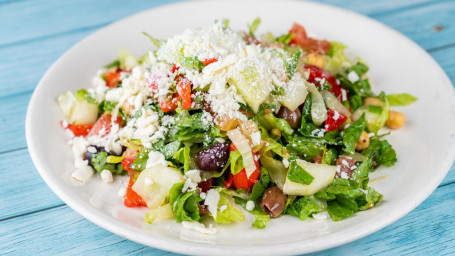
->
[1, 181, 454, 255]
[315, 0, 438, 15]
[0, 0, 180, 47]
[0, 148, 64, 220]
[0, 205, 175, 255]
[0, 30, 94, 98]
[0, 93, 30, 154]
[372, 0, 455, 51]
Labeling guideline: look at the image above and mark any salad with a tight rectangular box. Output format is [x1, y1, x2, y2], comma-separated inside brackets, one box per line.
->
[58, 19, 417, 232]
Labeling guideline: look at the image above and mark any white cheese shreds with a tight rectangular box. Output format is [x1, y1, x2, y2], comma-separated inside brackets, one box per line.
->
[181, 221, 217, 235]
[146, 151, 167, 168]
[72, 166, 94, 183]
[100, 169, 113, 183]
[204, 189, 220, 219]
[219, 205, 228, 212]
[282, 158, 290, 168]
[347, 71, 360, 83]
[246, 200, 255, 211]
[185, 169, 202, 183]
[251, 131, 261, 146]
[199, 192, 207, 200]
[312, 211, 329, 220]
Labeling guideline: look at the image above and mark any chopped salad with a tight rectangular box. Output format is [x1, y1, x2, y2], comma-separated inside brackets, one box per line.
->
[58, 19, 417, 232]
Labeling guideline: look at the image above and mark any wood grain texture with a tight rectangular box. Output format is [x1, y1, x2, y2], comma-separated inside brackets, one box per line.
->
[0, 0, 181, 47]
[0, 149, 63, 220]
[1, 0, 455, 255]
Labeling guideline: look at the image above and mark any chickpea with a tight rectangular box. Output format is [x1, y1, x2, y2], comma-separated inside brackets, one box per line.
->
[363, 97, 383, 106]
[121, 101, 134, 115]
[307, 54, 325, 68]
[386, 111, 406, 129]
[271, 128, 281, 138]
[355, 131, 370, 151]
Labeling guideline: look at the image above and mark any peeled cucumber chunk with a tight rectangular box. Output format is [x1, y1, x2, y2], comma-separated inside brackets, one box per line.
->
[132, 165, 185, 209]
[280, 74, 309, 111]
[229, 57, 273, 112]
[57, 91, 77, 118]
[283, 160, 336, 196]
[70, 101, 99, 125]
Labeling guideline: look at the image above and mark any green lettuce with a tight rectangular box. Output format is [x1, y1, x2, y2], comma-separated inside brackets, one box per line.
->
[169, 183, 202, 222]
[386, 93, 418, 106]
[287, 161, 314, 185]
[286, 196, 326, 221]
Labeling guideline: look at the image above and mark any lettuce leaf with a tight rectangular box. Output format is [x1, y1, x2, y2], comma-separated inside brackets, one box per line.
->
[286, 196, 326, 221]
[386, 93, 418, 106]
[169, 183, 202, 222]
[91, 152, 125, 175]
[341, 115, 366, 154]
[287, 161, 314, 185]
[215, 193, 245, 224]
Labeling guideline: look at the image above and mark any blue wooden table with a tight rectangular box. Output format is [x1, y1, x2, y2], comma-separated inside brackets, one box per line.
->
[2, 0, 455, 255]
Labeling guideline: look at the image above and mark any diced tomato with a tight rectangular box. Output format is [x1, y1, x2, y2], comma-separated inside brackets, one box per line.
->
[227, 143, 261, 190]
[201, 58, 218, 66]
[303, 64, 342, 98]
[121, 148, 138, 173]
[171, 64, 179, 73]
[60, 121, 93, 136]
[87, 113, 123, 137]
[124, 177, 147, 207]
[233, 169, 251, 190]
[324, 109, 348, 132]
[289, 23, 330, 53]
[176, 76, 192, 109]
[233, 168, 260, 191]
[223, 173, 234, 189]
[158, 93, 180, 112]
[105, 68, 129, 88]
[198, 178, 215, 193]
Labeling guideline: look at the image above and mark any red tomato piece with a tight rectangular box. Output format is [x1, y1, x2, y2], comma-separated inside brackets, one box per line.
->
[171, 64, 179, 73]
[229, 144, 237, 152]
[124, 177, 147, 207]
[324, 109, 348, 132]
[289, 23, 330, 53]
[223, 173, 234, 189]
[60, 121, 93, 136]
[176, 76, 192, 110]
[87, 114, 123, 137]
[105, 68, 129, 88]
[201, 58, 218, 66]
[303, 64, 342, 98]
[121, 147, 138, 172]
[159, 93, 180, 112]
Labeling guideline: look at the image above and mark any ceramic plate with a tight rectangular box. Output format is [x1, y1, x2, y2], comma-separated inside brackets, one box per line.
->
[26, 0, 455, 255]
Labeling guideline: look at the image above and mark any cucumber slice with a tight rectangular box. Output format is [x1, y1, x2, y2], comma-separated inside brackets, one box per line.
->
[229, 57, 273, 112]
[133, 165, 185, 209]
[283, 160, 336, 196]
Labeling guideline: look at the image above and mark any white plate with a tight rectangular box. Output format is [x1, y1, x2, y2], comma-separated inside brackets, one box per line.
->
[26, 0, 455, 255]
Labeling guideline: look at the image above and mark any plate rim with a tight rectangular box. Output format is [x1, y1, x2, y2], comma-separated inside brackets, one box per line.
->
[26, 0, 455, 255]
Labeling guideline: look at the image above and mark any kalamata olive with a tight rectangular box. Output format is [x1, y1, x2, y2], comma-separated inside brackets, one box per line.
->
[261, 186, 287, 217]
[277, 107, 302, 130]
[83, 145, 105, 164]
[195, 143, 229, 171]
[335, 156, 356, 179]
[198, 178, 215, 192]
